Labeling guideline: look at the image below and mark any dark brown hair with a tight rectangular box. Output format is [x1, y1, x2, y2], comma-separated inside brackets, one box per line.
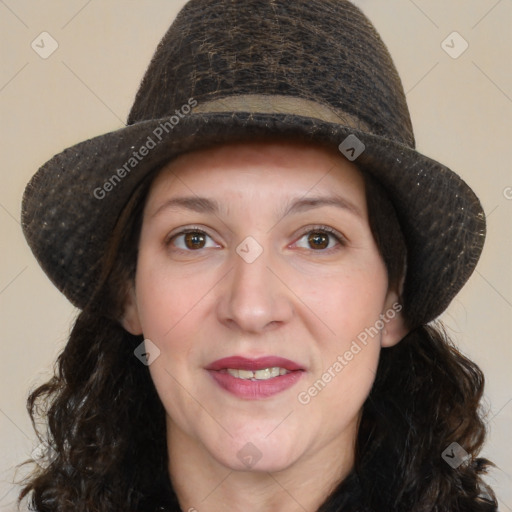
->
[18, 150, 497, 511]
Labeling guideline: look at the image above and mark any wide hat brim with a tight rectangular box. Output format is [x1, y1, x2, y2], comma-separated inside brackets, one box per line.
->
[21, 109, 485, 327]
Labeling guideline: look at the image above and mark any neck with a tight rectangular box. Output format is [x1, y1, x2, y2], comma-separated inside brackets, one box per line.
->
[167, 421, 356, 512]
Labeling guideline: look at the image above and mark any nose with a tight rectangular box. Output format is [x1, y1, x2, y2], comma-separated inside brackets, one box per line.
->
[216, 242, 294, 334]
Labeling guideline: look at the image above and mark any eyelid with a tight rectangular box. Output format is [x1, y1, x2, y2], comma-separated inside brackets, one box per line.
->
[164, 224, 348, 251]
[164, 225, 219, 247]
[293, 224, 348, 246]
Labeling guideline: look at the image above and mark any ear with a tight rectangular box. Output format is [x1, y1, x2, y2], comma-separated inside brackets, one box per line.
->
[380, 289, 408, 348]
[120, 285, 143, 335]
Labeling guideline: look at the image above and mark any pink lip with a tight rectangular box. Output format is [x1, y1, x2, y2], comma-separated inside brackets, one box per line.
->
[205, 356, 305, 400]
[205, 356, 304, 372]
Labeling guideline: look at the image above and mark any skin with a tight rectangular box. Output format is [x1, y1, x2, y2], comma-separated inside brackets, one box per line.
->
[123, 140, 407, 512]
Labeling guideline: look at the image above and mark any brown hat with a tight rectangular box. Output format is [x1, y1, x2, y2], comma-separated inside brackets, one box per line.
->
[21, 0, 485, 327]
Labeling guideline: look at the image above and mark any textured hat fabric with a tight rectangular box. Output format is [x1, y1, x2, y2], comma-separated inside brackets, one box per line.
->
[21, 0, 486, 328]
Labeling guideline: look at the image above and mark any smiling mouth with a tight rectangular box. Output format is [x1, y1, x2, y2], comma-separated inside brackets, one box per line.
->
[222, 367, 291, 380]
[205, 356, 305, 399]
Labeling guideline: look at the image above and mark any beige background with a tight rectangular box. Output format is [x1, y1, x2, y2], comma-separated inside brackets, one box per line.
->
[1, 1, 511, 510]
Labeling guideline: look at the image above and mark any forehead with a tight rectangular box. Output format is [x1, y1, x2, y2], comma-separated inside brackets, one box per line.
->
[143, 140, 367, 217]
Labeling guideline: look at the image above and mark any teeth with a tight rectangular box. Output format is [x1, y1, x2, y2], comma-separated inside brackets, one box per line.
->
[226, 367, 290, 381]
[238, 369, 254, 379]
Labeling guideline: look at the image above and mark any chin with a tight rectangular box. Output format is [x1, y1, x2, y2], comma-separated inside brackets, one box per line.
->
[208, 436, 302, 474]
[224, 453, 299, 474]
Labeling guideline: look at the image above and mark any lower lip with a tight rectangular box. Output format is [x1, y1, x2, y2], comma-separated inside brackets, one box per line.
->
[207, 370, 304, 399]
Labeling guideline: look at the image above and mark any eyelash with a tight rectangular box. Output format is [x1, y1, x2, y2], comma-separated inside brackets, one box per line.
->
[294, 225, 346, 251]
[165, 225, 347, 253]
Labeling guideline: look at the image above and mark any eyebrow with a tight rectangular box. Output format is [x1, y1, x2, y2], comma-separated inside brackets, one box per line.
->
[151, 194, 363, 219]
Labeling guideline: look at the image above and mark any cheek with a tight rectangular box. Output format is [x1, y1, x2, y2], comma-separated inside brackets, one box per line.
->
[134, 253, 210, 382]
[134, 252, 206, 340]
[135, 259, 206, 430]
[293, 257, 387, 422]
[295, 257, 389, 341]
[317, 348, 379, 442]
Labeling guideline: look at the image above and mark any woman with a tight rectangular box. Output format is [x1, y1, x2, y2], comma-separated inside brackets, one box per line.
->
[19, 0, 497, 510]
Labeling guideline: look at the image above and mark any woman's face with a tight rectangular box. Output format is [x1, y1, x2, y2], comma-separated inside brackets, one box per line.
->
[123, 140, 405, 475]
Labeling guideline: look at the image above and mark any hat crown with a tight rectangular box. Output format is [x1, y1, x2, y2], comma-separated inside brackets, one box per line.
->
[128, 0, 415, 148]
[22, 0, 485, 324]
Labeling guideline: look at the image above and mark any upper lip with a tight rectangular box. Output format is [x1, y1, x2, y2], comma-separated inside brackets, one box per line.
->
[205, 356, 305, 372]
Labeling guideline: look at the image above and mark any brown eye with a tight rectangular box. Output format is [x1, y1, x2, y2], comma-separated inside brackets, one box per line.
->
[308, 231, 330, 250]
[168, 229, 218, 251]
[184, 231, 207, 250]
[294, 226, 344, 252]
